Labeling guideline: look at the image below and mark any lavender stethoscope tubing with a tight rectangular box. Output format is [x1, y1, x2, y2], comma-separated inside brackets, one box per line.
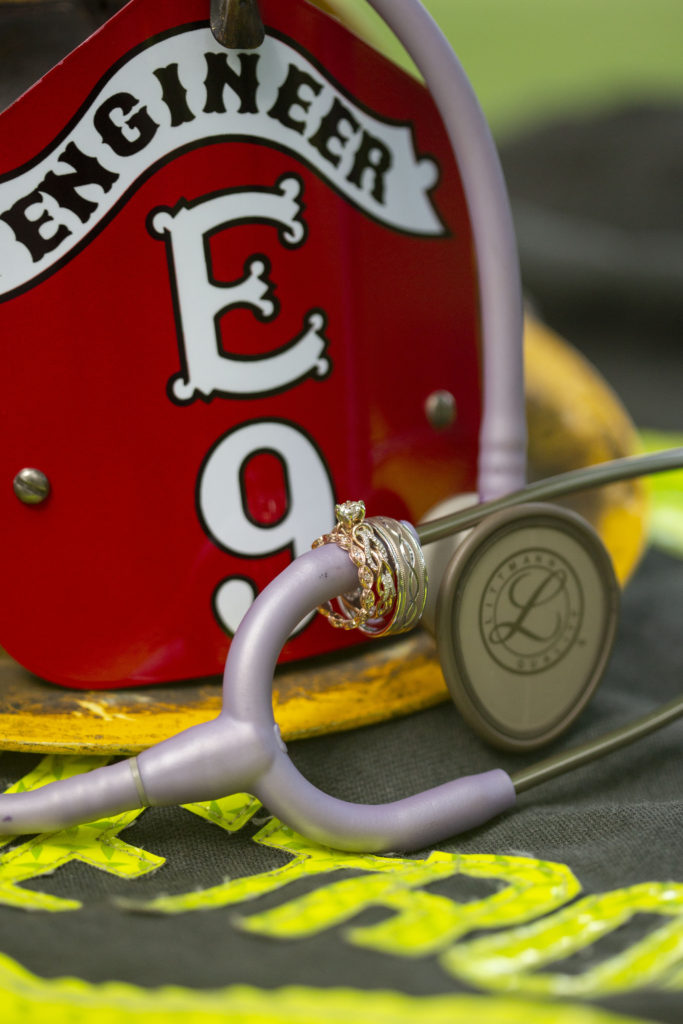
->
[365, 0, 526, 501]
[1, 450, 681, 850]
[0, 542, 516, 850]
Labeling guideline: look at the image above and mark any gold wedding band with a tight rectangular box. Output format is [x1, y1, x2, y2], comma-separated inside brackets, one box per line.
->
[313, 500, 428, 637]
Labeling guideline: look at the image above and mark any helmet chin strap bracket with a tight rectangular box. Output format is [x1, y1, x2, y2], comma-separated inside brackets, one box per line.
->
[210, 0, 265, 50]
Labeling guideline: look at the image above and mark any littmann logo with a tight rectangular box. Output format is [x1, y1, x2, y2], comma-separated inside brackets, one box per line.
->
[479, 549, 584, 674]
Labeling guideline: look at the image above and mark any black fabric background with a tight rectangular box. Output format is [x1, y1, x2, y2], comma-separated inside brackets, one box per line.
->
[0, 545, 681, 1022]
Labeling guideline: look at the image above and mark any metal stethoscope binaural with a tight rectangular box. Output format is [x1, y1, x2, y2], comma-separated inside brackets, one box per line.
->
[0, 1, 681, 851]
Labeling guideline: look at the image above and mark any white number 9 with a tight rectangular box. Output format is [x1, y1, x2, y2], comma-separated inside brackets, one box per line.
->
[198, 419, 336, 635]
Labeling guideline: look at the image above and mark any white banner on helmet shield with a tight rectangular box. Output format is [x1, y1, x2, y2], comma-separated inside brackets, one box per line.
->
[0, 27, 443, 298]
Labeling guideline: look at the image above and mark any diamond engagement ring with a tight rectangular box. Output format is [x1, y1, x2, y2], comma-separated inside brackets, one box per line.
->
[312, 500, 428, 637]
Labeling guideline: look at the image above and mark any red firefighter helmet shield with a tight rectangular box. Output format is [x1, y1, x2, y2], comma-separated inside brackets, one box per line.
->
[0, 0, 482, 688]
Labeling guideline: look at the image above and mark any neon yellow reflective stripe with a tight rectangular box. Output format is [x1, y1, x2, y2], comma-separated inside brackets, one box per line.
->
[126, 856, 327, 914]
[442, 882, 683, 997]
[0, 756, 165, 911]
[239, 851, 579, 954]
[127, 817, 405, 914]
[347, 855, 580, 956]
[182, 792, 264, 832]
[2, 756, 682, 1010]
[640, 430, 683, 558]
[0, 949, 659, 1024]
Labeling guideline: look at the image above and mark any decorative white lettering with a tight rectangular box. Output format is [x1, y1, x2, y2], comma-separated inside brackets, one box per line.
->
[0, 29, 441, 297]
[149, 176, 331, 402]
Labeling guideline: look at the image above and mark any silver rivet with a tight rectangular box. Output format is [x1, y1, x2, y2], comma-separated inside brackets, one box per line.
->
[425, 390, 457, 430]
[13, 468, 51, 505]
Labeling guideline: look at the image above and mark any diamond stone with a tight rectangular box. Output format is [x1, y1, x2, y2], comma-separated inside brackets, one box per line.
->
[359, 566, 374, 587]
[336, 500, 366, 528]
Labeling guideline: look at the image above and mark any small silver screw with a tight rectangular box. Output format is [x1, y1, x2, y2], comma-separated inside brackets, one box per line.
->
[13, 468, 51, 505]
[425, 390, 457, 430]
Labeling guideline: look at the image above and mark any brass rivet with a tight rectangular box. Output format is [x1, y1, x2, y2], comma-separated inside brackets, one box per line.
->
[13, 468, 51, 505]
[425, 390, 457, 430]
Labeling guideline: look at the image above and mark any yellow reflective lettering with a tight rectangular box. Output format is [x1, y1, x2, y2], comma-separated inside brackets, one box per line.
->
[0, 756, 164, 911]
[442, 882, 683, 997]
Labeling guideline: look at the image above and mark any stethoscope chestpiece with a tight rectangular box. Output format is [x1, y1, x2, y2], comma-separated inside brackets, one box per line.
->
[435, 502, 620, 752]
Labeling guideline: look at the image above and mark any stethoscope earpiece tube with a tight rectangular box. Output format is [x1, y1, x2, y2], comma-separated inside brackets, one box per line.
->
[417, 449, 683, 547]
[366, 0, 526, 500]
[511, 695, 683, 793]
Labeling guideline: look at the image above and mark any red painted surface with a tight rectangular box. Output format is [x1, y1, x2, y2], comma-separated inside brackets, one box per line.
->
[0, 0, 480, 687]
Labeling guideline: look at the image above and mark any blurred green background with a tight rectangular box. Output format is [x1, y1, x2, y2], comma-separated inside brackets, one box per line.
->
[3, 0, 682, 139]
[333, 0, 683, 551]
[340, 0, 683, 139]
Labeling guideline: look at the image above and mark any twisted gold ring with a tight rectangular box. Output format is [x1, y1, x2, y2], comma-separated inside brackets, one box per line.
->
[312, 500, 428, 637]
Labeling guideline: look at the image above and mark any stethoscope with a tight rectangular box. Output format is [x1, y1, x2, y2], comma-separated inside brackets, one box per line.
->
[0, 1, 680, 851]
